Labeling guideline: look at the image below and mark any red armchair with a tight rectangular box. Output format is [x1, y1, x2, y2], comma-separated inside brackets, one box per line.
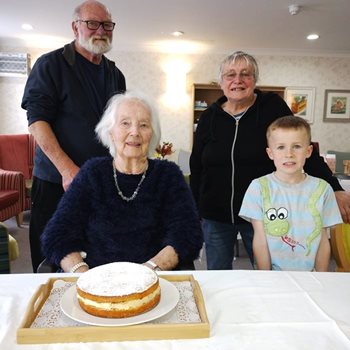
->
[0, 169, 25, 226]
[0, 133, 36, 211]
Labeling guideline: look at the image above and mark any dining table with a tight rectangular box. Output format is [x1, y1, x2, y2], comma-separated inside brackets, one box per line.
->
[1, 269, 350, 350]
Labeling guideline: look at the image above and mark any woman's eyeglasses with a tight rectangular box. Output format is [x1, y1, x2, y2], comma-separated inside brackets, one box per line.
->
[222, 71, 254, 82]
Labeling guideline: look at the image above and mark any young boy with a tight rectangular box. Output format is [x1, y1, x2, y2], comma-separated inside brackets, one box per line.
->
[239, 116, 342, 271]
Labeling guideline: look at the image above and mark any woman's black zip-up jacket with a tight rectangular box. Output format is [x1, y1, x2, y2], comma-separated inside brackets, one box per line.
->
[190, 89, 343, 224]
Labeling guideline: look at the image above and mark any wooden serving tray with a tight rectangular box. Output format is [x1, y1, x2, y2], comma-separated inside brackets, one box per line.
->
[17, 274, 209, 344]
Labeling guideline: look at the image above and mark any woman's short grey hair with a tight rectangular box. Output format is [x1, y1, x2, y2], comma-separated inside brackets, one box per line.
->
[95, 91, 161, 158]
[218, 51, 259, 84]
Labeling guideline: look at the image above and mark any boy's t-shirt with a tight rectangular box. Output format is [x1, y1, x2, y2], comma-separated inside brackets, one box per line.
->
[239, 173, 342, 271]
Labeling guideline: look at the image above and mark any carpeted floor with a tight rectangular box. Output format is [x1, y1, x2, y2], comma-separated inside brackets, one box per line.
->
[4, 213, 336, 273]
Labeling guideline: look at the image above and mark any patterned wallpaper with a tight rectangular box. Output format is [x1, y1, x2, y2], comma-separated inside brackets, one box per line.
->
[1, 47, 350, 155]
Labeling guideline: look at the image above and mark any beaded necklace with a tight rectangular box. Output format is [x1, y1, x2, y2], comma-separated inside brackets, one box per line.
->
[112, 164, 147, 202]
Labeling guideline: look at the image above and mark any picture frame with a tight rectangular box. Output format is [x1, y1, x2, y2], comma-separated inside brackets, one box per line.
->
[285, 87, 315, 123]
[323, 89, 350, 122]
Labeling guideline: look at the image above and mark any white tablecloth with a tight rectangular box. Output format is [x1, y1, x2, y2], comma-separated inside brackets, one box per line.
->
[1, 270, 350, 350]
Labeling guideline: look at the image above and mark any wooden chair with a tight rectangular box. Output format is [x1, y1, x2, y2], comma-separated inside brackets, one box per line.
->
[330, 223, 350, 272]
[343, 160, 350, 175]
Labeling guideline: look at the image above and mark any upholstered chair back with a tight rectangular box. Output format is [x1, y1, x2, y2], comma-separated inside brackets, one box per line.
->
[0, 134, 36, 210]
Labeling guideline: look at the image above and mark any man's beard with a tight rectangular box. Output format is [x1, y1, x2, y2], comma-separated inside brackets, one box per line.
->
[78, 35, 112, 55]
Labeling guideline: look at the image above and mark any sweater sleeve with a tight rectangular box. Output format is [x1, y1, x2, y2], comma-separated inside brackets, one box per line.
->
[40, 163, 93, 266]
[21, 53, 59, 125]
[159, 162, 203, 264]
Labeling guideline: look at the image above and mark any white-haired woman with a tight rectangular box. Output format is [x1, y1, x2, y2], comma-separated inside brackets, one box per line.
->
[41, 91, 203, 273]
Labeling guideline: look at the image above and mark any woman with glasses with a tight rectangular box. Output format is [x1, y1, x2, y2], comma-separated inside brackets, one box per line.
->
[190, 51, 347, 270]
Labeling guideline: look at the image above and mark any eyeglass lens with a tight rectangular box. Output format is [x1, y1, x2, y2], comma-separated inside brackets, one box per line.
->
[223, 72, 253, 81]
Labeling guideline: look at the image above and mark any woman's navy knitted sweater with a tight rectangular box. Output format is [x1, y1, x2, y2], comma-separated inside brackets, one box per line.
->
[41, 157, 203, 268]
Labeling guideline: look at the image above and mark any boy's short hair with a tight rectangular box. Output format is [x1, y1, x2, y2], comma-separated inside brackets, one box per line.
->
[267, 115, 311, 145]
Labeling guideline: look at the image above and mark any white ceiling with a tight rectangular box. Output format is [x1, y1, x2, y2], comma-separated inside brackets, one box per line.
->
[1, 0, 350, 56]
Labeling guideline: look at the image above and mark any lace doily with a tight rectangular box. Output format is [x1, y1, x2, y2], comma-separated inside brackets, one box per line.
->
[31, 279, 201, 328]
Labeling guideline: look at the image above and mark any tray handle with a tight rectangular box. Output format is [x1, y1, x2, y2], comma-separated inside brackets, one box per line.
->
[18, 282, 51, 328]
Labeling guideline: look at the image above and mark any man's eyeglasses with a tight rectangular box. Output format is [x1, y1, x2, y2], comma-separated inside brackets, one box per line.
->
[222, 71, 254, 82]
[76, 20, 116, 32]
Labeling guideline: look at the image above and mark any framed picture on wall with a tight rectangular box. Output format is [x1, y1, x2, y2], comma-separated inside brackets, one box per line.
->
[323, 89, 350, 122]
[285, 87, 315, 123]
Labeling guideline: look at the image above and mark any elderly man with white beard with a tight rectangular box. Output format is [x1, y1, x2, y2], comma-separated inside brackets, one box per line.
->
[21, 0, 126, 272]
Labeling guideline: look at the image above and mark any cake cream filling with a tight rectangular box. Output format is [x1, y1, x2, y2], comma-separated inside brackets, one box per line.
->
[77, 285, 161, 311]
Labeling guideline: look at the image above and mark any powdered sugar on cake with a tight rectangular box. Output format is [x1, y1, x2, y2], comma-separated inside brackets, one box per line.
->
[77, 262, 158, 297]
